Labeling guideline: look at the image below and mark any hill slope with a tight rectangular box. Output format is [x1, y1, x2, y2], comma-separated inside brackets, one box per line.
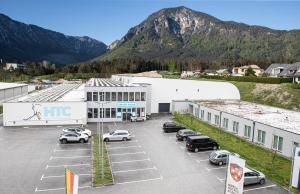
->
[0, 13, 107, 65]
[101, 6, 300, 67]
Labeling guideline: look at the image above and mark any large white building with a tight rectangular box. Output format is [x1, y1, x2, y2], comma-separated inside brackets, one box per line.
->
[172, 100, 300, 158]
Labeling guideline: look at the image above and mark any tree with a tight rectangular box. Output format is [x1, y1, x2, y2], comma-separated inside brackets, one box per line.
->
[245, 67, 256, 76]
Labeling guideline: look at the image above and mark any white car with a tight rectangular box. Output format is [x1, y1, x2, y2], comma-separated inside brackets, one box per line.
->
[103, 130, 131, 142]
[59, 132, 89, 144]
[130, 116, 146, 122]
[63, 127, 92, 137]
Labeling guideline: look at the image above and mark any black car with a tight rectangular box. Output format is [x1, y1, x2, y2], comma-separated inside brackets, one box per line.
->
[163, 122, 186, 133]
[186, 136, 219, 152]
[176, 129, 201, 141]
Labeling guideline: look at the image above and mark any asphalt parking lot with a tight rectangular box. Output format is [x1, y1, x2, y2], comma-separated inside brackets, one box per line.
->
[0, 115, 289, 194]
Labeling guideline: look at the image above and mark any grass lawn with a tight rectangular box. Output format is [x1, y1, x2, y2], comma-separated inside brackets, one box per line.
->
[92, 134, 114, 186]
[174, 113, 298, 192]
[0, 105, 2, 114]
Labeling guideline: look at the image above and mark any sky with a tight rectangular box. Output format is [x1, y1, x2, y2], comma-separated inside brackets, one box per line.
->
[0, 0, 300, 45]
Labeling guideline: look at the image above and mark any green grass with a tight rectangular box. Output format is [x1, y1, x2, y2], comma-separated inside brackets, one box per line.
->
[92, 135, 113, 186]
[0, 105, 2, 114]
[174, 113, 297, 192]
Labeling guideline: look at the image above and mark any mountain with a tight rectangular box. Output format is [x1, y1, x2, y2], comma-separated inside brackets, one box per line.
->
[101, 6, 300, 67]
[0, 13, 107, 65]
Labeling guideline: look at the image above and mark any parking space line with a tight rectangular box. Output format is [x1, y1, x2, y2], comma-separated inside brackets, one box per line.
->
[216, 176, 225, 183]
[196, 159, 209, 163]
[197, 150, 213, 154]
[50, 155, 90, 160]
[116, 176, 163, 185]
[110, 151, 145, 156]
[107, 145, 141, 150]
[46, 163, 91, 169]
[41, 174, 91, 180]
[243, 184, 277, 192]
[206, 166, 226, 171]
[111, 158, 150, 164]
[35, 186, 91, 192]
[106, 140, 138, 144]
[113, 167, 157, 174]
[180, 146, 185, 150]
[54, 148, 90, 152]
[56, 143, 91, 146]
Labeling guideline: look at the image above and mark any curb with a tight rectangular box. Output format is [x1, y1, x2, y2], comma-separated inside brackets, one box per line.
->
[91, 136, 95, 187]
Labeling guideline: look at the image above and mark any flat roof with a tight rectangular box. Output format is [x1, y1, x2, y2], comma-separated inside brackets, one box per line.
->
[0, 82, 27, 90]
[197, 100, 300, 134]
[10, 83, 83, 102]
[85, 78, 131, 87]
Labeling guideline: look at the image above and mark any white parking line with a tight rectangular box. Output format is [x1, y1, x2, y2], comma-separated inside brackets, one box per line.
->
[107, 145, 141, 150]
[206, 166, 226, 171]
[106, 140, 138, 144]
[57, 143, 91, 146]
[197, 150, 213, 154]
[110, 151, 145, 156]
[46, 163, 91, 169]
[50, 155, 90, 160]
[196, 159, 209, 163]
[41, 174, 91, 180]
[111, 158, 150, 164]
[216, 176, 225, 183]
[116, 176, 163, 185]
[168, 136, 176, 139]
[180, 146, 185, 150]
[113, 167, 157, 173]
[54, 148, 90, 152]
[35, 186, 91, 192]
[243, 184, 277, 192]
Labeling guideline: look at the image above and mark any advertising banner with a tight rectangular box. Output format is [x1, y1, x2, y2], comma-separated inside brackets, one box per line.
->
[225, 155, 245, 194]
[65, 168, 79, 194]
[292, 147, 300, 189]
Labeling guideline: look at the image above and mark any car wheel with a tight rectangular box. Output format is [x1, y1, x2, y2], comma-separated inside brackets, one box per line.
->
[218, 161, 223, 166]
[194, 148, 199, 152]
[122, 137, 128, 141]
[79, 139, 85, 143]
[213, 146, 218, 150]
[259, 179, 265, 185]
[104, 138, 109, 142]
[62, 139, 67, 144]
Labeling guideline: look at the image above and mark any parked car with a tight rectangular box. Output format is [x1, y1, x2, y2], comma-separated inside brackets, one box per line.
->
[103, 130, 131, 142]
[209, 150, 240, 166]
[176, 129, 201, 141]
[163, 122, 186, 133]
[59, 132, 89, 144]
[244, 167, 266, 185]
[186, 136, 219, 152]
[130, 116, 146, 122]
[63, 127, 92, 137]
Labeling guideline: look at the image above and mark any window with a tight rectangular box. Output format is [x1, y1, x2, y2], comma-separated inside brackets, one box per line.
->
[88, 108, 92, 118]
[233, 121, 239, 133]
[117, 108, 122, 118]
[111, 108, 116, 118]
[105, 108, 111, 118]
[273, 135, 283, 152]
[141, 92, 145, 101]
[93, 108, 98, 118]
[93, 92, 98, 101]
[214, 115, 220, 125]
[129, 92, 134, 101]
[200, 110, 204, 119]
[99, 108, 104, 118]
[257, 130, 266, 144]
[135, 92, 140, 101]
[105, 92, 111, 101]
[87, 92, 92, 101]
[137, 108, 141, 117]
[223, 118, 229, 129]
[123, 92, 128, 101]
[244, 125, 251, 138]
[207, 112, 211, 122]
[117, 92, 122, 101]
[99, 92, 104, 101]
[132, 108, 136, 116]
[111, 92, 116, 101]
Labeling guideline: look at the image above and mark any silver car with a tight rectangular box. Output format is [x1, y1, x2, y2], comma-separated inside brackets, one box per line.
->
[244, 167, 266, 185]
[102, 130, 131, 142]
[209, 150, 240, 166]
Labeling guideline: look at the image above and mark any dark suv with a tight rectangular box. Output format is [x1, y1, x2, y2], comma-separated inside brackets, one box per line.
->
[186, 136, 219, 152]
[176, 129, 201, 141]
[163, 122, 186, 133]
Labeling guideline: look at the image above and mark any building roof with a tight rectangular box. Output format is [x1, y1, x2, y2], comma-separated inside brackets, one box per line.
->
[10, 83, 83, 102]
[0, 82, 27, 90]
[239, 65, 261, 69]
[85, 78, 131, 87]
[196, 100, 300, 134]
[265, 62, 300, 76]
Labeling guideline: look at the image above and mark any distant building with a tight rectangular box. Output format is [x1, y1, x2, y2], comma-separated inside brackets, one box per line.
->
[232, 65, 264, 76]
[265, 62, 300, 82]
[181, 70, 201, 78]
[216, 69, 230, 76]
[3, 63, 26, 71]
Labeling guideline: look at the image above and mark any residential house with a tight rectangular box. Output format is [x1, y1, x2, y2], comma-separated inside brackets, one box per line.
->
[216, 69, 230, 76]
[3, 63, 26, 71]
[232, 65, 264, 76]
[265, 62, 300, 83]
[181, 70, 201, 78]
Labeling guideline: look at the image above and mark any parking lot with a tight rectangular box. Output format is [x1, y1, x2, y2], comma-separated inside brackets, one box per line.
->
[0, 115, 289, 194]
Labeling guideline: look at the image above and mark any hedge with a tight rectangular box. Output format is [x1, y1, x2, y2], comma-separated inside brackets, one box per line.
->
[194, 76, 293, 84]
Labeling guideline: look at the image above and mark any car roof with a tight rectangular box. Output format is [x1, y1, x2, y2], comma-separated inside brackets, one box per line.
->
[214, 150, 230, 155]
[114, 130, 129, 133]
[63, 132, 79, 135]
[188, 135, 209, 140]
[179, 129, 193, 132]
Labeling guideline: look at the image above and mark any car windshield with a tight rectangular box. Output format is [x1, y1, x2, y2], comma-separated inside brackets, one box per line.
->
[109, 131, 114, 135]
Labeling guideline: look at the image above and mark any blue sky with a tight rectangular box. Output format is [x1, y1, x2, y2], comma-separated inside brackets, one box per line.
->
[0, 0, 299, 45]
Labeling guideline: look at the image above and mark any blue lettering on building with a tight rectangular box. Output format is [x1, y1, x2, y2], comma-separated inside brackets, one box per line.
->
[44, 106, 71, 118]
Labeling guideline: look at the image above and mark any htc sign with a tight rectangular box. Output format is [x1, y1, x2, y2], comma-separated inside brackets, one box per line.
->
[44, 106, 71, 117]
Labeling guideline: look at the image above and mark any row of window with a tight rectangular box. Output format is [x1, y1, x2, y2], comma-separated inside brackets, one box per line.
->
[87, 92, 146, 102]
[87, 107, 145, 119]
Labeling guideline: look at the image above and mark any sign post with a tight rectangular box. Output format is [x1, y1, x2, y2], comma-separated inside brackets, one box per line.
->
[224, 155, 245, 194]
[291, 147, 300, 190]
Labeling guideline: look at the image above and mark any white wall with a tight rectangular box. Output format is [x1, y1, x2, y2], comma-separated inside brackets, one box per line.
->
[112, 75, 240, 113]
[3, 102, 87, 126]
